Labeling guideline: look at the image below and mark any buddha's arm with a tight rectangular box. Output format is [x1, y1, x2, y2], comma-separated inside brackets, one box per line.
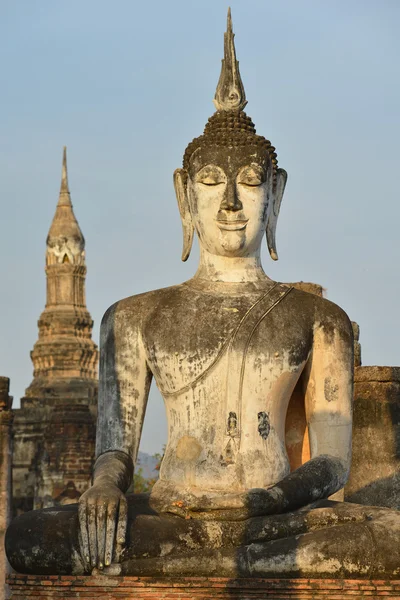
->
[260, 305, 354, 514]
[300, 304, 354, 492]
[79, 300, 152, 570]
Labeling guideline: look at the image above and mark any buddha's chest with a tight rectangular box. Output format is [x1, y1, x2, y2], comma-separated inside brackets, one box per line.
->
[142, 289, 312, 396]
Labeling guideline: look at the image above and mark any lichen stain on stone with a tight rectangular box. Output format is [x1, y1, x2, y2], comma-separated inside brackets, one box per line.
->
[257, 411, 270, 439]
[203, 521, 223, 547]
[176, 436, 203, 461]
[159, 542, 175, 557]
[324, 377, 339, 402]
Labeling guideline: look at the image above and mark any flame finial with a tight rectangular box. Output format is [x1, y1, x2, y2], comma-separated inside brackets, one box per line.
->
[213, 8, 247, 112]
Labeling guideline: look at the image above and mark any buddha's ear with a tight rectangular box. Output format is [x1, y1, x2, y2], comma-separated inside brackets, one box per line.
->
[266, 168, 287, 261]
[174, 168, 194, 262]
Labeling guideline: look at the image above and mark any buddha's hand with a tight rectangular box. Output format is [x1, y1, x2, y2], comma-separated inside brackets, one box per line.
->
[187, 487, 284, 521]
[78, 481, 128, 571]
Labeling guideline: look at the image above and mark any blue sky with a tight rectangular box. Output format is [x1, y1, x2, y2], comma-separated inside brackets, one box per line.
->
[1, 0, 399, 455]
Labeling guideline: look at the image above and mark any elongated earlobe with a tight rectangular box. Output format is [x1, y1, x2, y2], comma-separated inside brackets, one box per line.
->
[266, 168, 287, 261]
[174, 168, 194, 262]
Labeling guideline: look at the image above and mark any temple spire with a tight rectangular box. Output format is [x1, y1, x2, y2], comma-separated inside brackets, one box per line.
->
[25, 147, 98, 393]
[213, 8, 247, 112]
[47, 147, 85, 267]
[58, 146, 72, 207]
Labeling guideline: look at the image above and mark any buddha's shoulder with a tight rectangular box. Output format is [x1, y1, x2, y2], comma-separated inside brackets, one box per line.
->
[287, 286, 352, 337]
[101, 283, 192, 327]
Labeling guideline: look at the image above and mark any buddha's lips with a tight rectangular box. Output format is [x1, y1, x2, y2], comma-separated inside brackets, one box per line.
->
[216, 219, 248, 231]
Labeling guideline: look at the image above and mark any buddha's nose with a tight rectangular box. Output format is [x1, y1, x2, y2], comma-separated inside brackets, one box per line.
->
[219, 181, 243, 212]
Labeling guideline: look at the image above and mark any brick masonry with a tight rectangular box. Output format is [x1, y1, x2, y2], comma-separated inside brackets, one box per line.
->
[7, 575, 400, 599]
[345, 366, 400, 509]
[0, 377, 13, 600]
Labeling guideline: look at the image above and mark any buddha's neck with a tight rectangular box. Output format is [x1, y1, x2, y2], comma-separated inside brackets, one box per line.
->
[195, 247, 268, 283]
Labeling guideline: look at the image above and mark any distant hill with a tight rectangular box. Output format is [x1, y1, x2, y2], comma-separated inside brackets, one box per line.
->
[137, 451, 160, 480]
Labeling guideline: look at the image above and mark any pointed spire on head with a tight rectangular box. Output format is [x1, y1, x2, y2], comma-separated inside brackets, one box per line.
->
[58, 146, 71, 207]
[213, 7, 247, 112]
[183, 8, 279, 189]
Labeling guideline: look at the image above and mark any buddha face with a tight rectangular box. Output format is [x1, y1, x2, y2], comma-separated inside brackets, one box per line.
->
[174, 145, 287, 262]
[186, 146, 270, 258]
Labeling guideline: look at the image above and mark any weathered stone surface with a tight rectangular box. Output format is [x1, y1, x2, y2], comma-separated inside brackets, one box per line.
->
[345, 365, 400, 509]
[7, 575, 400, 599]
[354, 365, 400, 383]
[12, 148, 98, 514]
[289, 281, 324, 297]
[0, 376, 13, 600]
[288, 284, 362, 368]
[7, 498, 400, 578]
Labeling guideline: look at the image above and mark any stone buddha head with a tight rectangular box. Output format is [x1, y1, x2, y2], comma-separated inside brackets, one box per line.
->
[174, 9, 287, 263]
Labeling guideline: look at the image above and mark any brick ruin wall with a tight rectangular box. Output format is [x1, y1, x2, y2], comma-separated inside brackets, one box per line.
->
[345, 366, 400, 509]
[12, 396, 96, 515]
[0, 377, 13, 600]
[8, 575, 400, 599]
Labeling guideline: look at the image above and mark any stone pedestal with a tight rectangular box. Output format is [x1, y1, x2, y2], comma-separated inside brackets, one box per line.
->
[7, 575, 400, 599]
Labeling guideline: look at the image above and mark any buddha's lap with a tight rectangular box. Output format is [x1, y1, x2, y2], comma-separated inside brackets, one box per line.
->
[6, 494, 400, 576]
[121, 504, 400, 578]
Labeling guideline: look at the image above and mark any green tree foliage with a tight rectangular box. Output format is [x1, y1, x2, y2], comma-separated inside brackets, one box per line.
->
[128, 447, 165, 494]
[132, 466, 154, 493]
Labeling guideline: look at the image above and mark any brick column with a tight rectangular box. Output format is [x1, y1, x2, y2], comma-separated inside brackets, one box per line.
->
[345, 366, 400, 508]
[0, 377, 13, 600]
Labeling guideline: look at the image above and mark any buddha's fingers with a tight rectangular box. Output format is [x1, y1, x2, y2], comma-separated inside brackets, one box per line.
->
[96, 503, 107, 569]
[114, 496, 128, 562]
[87, 502, 97, 569]
[105, 504, 117, 567]
[78, 501, 91, 569]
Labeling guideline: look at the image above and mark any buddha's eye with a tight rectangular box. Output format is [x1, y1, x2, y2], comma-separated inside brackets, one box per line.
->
[199, 178, 224, 186]
[238, 178, 263, 187]
[238, 166, 265, 187]
[196, 165, 226, 186]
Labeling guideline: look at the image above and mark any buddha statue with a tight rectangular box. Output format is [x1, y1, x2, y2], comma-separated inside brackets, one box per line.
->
[6, 9, 400, 580]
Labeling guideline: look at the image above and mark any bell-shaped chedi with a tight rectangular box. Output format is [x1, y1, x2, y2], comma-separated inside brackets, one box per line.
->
[25, 148, 98, 399]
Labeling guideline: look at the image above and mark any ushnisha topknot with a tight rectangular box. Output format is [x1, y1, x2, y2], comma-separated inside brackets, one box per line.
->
[183, 8, 279, 184]
[183, 111, 278, 176]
